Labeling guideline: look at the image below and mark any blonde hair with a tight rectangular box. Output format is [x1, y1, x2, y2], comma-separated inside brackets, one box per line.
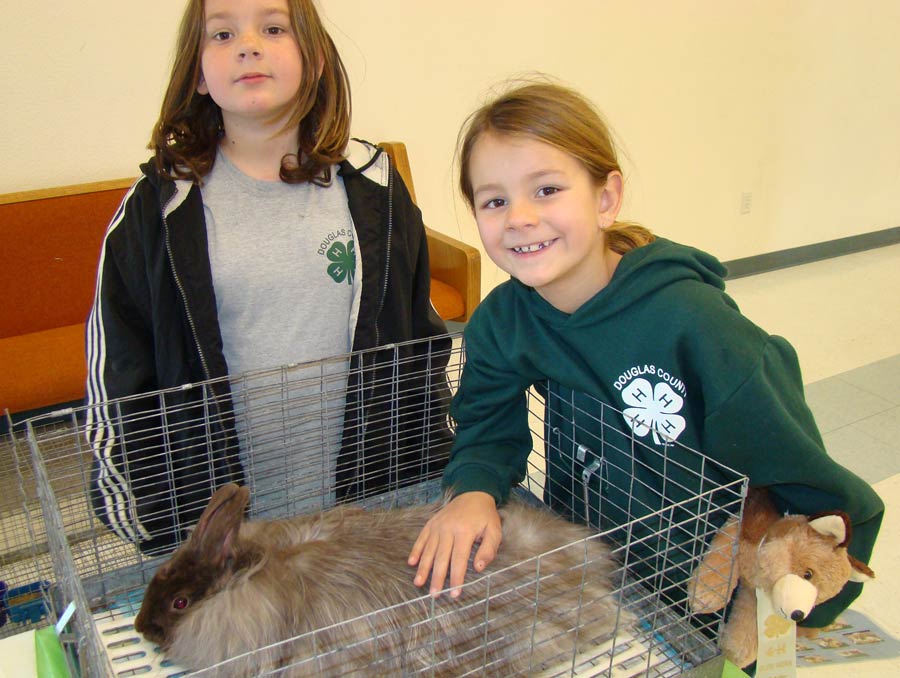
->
[150, 0, 351, 185]
[459, 81, 654, 255]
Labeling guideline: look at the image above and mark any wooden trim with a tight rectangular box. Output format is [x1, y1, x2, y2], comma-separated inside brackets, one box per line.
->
[0, 178, 135, 205]
[425, 227, 482, 322]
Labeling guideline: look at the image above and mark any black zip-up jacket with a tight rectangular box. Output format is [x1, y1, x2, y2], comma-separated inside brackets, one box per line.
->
[86, 140, 452, 553]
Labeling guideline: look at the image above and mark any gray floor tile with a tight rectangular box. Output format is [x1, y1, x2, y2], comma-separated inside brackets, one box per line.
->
[805, 377, 895, 434]
[822, 426, 898, 485]
[838, 354, 900, 405]
[849, 405, 900, 450]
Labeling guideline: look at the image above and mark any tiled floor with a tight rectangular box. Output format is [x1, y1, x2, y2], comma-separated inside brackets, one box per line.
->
[726, 244, 900, 674]
[806, 355, 900, 486]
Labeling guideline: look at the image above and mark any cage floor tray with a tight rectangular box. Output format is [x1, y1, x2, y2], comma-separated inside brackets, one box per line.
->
[97, 609, 686, 678]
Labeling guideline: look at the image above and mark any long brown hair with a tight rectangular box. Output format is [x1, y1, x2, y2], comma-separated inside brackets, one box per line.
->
[150, 0, 351, 185]
[459, 80, 654, 255]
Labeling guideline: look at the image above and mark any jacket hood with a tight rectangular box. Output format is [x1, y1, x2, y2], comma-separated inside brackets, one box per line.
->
[138, 137, 386, 192]
[338, 139, 393, 189]
[139, 160, 164, 196]
[520, 237, 729, 327]
[138, 159, 182, 206]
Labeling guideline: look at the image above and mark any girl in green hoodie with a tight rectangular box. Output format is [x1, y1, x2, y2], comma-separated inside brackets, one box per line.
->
[407, 81, 882, 631]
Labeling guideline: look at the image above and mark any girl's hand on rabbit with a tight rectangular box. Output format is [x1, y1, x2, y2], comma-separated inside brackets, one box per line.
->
[408, 491, 501, 598]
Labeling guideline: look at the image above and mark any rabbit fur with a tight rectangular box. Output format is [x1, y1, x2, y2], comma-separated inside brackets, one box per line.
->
[135, 483, 624, 676]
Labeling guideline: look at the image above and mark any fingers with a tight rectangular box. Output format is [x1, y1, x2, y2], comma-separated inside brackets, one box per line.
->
[408, 528, 427, 567]
[410, 518, 472, 597]
[472, 520, 501, 573]
[428, 531, 457, 596]
[408, 492, 500, 598]
[410, 524, 438, 587]
[448, 533, 476, 596]
[411, 522, 458, 595]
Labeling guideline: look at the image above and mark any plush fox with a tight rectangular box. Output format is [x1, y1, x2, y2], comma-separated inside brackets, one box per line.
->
[687, 487, 875, 668]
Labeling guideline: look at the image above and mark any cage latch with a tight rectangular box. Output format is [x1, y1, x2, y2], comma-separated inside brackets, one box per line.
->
[577, 444, 604, 521]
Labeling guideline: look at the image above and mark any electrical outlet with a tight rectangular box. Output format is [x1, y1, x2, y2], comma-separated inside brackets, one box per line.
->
[740, 192, 752, 215]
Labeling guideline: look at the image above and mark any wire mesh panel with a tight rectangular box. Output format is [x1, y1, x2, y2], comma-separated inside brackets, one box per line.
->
[521, 384, 747, 671]
[23, 333, 746, 677]
[0, 421, 55, 639]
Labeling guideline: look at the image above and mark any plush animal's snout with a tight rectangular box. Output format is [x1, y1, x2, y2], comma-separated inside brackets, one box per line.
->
[771, 573, 817, 622]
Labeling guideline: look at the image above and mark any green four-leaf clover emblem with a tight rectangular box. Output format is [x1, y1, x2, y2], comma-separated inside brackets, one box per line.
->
[326, 240, 355, 285]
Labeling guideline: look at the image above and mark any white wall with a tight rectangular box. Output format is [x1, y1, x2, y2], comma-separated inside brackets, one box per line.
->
[4, 1, 899, 298]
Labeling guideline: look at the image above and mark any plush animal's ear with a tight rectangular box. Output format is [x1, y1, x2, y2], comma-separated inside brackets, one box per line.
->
[807, 512, 850, 545]
[739, 487, 780, 544]
[190, 483, 250, 566]
[848, 554, 875, 583]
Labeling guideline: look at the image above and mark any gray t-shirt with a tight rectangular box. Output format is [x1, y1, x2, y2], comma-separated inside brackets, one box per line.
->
[202, 151, 358, 515]
[202, 150, 356, 373]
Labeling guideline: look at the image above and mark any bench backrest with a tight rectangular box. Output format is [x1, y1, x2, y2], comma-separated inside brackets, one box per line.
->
[1, 179, 132, 338]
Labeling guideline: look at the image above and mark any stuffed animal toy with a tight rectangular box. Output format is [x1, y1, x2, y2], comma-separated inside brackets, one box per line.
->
[687, 487, 875, 668]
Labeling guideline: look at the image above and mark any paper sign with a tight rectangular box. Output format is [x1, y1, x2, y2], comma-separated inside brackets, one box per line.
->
[755, 588, 797, 678]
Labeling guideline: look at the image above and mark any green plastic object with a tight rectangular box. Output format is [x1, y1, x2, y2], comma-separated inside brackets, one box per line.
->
[722, 658, 751, 677]
[34, 626, 70, 678]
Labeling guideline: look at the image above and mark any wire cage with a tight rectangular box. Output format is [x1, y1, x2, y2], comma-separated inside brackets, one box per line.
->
[22, 332, 747, 677]
[0, 417, 55, 639]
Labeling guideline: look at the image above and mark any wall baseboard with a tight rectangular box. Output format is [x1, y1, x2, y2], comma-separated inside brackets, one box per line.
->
[723, 227, 900, 279]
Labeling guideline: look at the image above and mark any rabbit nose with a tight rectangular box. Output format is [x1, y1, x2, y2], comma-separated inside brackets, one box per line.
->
[790, 609, 806, 622]
[135, 617, 163, 643]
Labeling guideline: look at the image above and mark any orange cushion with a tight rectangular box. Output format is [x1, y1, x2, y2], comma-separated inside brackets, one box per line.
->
[0, 323, 86, 414]
[0, 287, 461, 416]
[430, 277, 465, 321]
[0, 187, 125, 338]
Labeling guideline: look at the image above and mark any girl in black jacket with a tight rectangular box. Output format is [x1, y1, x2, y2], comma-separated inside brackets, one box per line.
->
[86, 0, 450, 553]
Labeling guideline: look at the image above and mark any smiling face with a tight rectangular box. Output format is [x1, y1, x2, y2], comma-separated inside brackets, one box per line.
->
[197, 0, 303, 131]
[468, 133, 624, 313]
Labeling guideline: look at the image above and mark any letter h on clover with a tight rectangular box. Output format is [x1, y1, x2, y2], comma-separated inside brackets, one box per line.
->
[326, 240, 355, 284]
[621, 378, 686, 445]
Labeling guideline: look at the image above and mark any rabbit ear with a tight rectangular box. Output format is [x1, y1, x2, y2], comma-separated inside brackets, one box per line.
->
[190, 483, 250, 566]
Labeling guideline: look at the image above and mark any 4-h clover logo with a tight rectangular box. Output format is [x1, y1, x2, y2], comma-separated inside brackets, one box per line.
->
[621, 378, 686, 445]
[764, 614, 794, 639]
[326, 240, 355, 285]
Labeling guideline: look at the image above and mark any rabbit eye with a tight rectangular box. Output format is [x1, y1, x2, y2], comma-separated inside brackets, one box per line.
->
[173, 596, 189, 610]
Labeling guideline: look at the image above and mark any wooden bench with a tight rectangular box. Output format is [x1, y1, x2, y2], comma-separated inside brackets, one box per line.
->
[0, 142, 480, 416]
[379, 142, 481, 324]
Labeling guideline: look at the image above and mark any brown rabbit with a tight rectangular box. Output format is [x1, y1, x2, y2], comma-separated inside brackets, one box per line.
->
[135, 483, 624, 677]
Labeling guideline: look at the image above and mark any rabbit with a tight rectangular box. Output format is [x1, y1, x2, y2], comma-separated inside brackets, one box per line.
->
[134, 483, 625, 677]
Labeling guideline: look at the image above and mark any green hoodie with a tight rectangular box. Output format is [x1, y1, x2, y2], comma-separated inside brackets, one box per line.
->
[444, 238, 882, 627]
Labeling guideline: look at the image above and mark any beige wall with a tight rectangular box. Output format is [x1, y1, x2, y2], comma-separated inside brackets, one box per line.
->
[4, 1, 899, 298]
